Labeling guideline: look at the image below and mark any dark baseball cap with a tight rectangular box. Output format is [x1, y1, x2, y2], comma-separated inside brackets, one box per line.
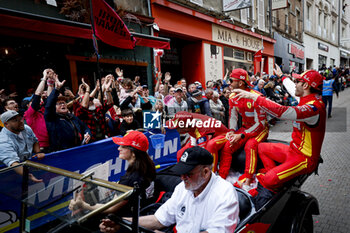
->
[175, 87, 183, 92]
[171, 146, 213, 175]
[191, 89, 202, 97]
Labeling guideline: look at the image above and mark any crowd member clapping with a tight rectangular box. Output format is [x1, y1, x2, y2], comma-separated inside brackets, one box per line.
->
[44, 73, 91, 151]
[75, 76, 113, 142]
[24, 69, 52, 152]
[120, 85, 152, 126]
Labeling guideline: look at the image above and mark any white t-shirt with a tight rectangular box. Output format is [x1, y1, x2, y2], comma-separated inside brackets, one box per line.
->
[155, 172, 239, 233]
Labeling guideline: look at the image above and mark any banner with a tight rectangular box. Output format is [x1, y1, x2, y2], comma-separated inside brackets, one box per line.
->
[91, 0, 136, 49]
[254, 49, 262, 62]
[0, 129, 180, 232]
[223, 0, 252, 12]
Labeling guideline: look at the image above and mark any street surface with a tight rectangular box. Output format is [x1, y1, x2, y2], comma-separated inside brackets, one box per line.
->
[268, 88, 350, 233]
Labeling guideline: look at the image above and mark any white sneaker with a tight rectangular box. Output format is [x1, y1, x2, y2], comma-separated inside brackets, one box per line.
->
[242, 184, 253, 192]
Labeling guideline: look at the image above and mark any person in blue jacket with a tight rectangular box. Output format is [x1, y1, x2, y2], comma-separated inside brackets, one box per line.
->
[44, 75, 91, 151]
[322, 74, 338, 118]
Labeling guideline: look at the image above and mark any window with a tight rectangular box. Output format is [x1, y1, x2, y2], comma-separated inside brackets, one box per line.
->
[318, 11, 322, 26]
[318, 10, 322, 35]
[224, 47, 233, 58]
[306, 5, 310, 20]
[234, 49, 245, 60]
[324, 15, 328, 37]
[332, 20, 336, 41]
[258, 0, 265, 30]
[306, 5, 311, 31]
[318, 55, 327, 69]
[246, 52, 252, 61]
[285, 14, 289, 32]
[240, 8, 248, 25]
[296, 10, 300, 34]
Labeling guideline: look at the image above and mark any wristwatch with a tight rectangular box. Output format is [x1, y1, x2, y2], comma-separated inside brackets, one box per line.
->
[240, 133, 245, 139]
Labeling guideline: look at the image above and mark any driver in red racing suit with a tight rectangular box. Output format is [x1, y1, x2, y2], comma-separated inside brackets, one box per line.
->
[233, 68, 326, 191]
[207, 69, 268, 189]
[166, 111, 229, 171]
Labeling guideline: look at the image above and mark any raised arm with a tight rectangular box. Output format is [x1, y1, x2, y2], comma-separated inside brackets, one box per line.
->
[163, 72, 171, 96]
[154, 72, 162, 93]
[80, 78, 91, 109]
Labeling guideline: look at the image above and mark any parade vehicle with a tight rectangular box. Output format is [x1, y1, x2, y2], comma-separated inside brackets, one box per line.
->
[0, 130, 321, 233]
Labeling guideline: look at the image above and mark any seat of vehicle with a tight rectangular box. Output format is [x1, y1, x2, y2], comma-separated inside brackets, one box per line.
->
[235, 188, 254, 221]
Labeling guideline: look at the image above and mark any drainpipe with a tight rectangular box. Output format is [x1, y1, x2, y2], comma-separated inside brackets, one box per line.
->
[269, 0, 272, 36]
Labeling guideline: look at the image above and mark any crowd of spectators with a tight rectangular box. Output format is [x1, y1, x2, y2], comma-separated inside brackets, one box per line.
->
[0, 65, 349, 155]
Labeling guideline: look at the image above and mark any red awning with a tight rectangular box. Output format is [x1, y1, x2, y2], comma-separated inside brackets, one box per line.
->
[0, 13, 170, 50]
[132, 32, 170, 50]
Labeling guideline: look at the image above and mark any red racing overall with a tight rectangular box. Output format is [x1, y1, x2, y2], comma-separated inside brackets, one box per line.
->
[256, 93, 326, 190]
[208, 89, 268, 179]
[167, 112, 229, 169]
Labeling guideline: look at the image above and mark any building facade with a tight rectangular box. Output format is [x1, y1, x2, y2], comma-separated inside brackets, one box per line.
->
[339, 0, 350, 67]
[272, 0, 305, 73]
[303, 0, 341, 70]
[150, 0, 275, 85]
[0, 0, 169, 95]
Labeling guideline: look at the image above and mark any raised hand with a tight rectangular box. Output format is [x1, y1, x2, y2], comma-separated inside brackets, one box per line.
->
[102, 75, 113, 92]
[81, 78, 90, 92]
[164, 72, 171, 82]
[273, 63, 283, 78]
[54, 76, 66, 90]
[43, 68, 54, 79]
[115, 67, 123, 77]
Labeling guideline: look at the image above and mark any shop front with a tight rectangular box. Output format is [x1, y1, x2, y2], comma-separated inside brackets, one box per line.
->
[212, 25, 275, 78]
[304, 34, 339, 70]
[273, 32, 305, 73]
[340, 48, 350, 67]
[151, 0, 275, 86]
[0, 0, 170, 96]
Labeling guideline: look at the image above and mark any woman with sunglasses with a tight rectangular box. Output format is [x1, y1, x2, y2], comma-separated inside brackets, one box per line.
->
[69, 130, 156, 218]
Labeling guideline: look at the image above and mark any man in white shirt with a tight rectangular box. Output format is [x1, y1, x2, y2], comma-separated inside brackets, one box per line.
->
[100, 147, 239, 233]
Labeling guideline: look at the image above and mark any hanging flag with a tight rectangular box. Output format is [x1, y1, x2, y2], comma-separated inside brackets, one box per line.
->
[254, 49, 262, 62]
[91, 0, 136, 49]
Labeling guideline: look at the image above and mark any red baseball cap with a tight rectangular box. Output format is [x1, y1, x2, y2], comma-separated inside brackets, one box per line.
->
[112, 131, 149, 152]
[230, 68, 253, 87]
[298, 70, 324, 90]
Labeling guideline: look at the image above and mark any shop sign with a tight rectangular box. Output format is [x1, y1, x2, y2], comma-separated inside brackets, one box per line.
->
[212, 25, 262, 52]
[318, 42, 329, 52]
[288, 44, 304, 59]
[340, 51, 349, 57]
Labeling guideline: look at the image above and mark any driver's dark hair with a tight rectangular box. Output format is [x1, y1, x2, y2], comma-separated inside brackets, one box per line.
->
[310, 85, 322, 95]
[124, 146, 156, 183]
